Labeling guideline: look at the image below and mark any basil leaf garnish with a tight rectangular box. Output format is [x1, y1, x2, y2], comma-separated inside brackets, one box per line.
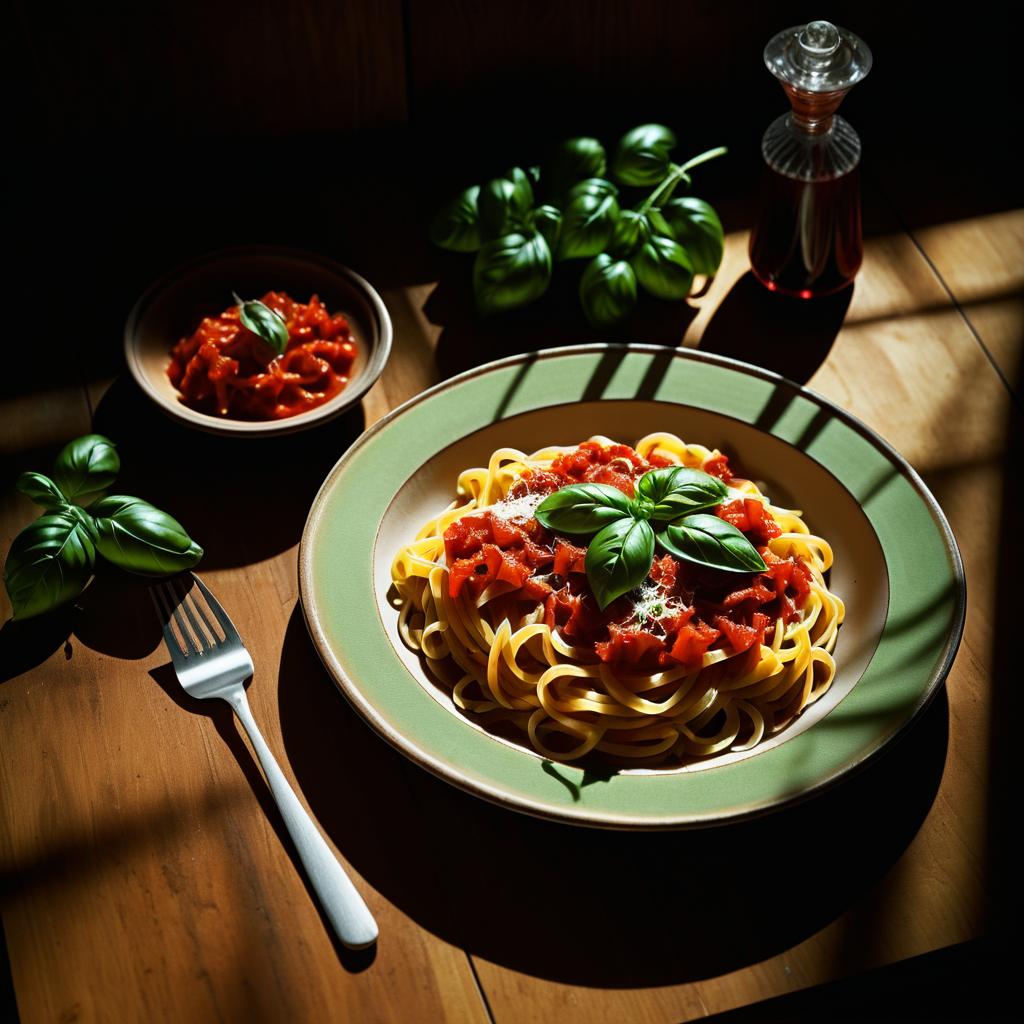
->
[657, 514, 767, 573]
[91, 497, 203, 576]
[234, 294, 290, 356]
[637, 467, 728, 521]
[3, 509, 96, 619]
[534, 483, 633, 534]
[16, 472, 69, 512]
[585, 517, 655, 610]
[51, 434, 120, 507]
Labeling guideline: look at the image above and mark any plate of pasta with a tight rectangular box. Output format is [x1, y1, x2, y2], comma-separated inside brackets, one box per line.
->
[299, 345, 964, 829]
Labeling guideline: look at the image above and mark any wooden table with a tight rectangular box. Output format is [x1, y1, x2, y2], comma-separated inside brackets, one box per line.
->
[1, 186, 1020, 1022]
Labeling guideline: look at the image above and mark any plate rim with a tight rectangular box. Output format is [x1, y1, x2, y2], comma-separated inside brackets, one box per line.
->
[298, 343, 967, 829]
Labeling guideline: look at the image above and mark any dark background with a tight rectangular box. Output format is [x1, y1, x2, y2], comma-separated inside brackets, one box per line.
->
[6, 2, 1017, 1021]
[7, 0, 1016, 392]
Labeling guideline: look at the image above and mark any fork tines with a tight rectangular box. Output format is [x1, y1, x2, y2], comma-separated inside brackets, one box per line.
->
[151, 574, 228, 658]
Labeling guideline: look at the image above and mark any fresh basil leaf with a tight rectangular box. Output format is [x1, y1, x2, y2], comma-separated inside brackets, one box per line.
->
[585, 517, 655, 610]
[632, 235, 694, 300]
[532, 205, 562, 251]
[646, 207, 675, 240]
[637, 467, 728, 521]
[611, 124, 678, 186]
[479, 171, 534, 239]
[91, 496, 203, 576]
[534, 483, 633, 534]
[557, 189, 620, 260]
[16, 472, 68, 512]
[3, 509, 96, 619]
[473, 232, 552, 315]
[544, 138, 607, 198]
[661, 197, 725, 276]
[52, 434, 120, 507]
[566, 177, 618, 201]
[430, 185, 483, 252]
[579, 254, 637, 329]
[658, 514, 767, 573]
[608, 209, 654, 259]
[235, 294, 290, 356]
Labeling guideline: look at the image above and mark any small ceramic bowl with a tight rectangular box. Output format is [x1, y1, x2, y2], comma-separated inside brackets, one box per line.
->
[124, 245, 393, 436]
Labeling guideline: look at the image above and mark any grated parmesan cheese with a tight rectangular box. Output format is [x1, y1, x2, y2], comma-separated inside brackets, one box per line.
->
[490, 491, 545, 523]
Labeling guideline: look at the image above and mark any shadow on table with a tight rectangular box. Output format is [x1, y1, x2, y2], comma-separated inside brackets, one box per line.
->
[697, 272, 851, 384]
[91, 376, 365, 569]
[427, 261, 699, 381]
[277, 605, 949, 987]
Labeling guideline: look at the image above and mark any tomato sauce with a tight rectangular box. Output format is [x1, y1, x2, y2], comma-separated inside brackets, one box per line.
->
[442, 442, 813, 671]
[167, 291, 357, 420]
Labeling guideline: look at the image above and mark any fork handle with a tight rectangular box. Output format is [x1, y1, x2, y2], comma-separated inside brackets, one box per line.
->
[228, 689, 379, 949]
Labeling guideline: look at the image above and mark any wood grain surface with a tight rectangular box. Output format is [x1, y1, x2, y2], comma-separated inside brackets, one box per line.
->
[2, 197, 1019, 1021]
[3, 3, 1019, 1019]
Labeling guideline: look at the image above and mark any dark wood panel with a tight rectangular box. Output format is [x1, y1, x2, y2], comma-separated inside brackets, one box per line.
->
[15, 0, 407, 138]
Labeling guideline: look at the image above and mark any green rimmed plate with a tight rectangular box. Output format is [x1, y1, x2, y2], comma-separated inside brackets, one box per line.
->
[298, 345, 965, 830]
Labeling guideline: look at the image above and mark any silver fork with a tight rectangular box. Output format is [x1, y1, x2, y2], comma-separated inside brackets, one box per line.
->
[151, 572, 378, 949]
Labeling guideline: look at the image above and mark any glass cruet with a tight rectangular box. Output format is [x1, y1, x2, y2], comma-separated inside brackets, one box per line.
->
[749, 20, 873, 298]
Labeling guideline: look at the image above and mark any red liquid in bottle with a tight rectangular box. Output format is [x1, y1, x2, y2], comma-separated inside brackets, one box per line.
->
[749, 166, 862, 298]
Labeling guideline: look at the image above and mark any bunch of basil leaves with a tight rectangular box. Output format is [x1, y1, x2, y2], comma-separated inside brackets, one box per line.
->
[534, 467, 765, 610]
[4, 435, 203, 620]
[430, 124, 726, 328]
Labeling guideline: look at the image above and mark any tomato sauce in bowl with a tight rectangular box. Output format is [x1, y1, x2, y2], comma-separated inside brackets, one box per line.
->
[167, 291, 357, 421]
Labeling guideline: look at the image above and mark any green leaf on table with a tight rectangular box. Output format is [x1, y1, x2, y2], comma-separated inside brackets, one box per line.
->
[579, 254, 637, 329]
[557, 189, 620, 260]
[90, 496, 203, 577]
[52, 434, 120, 507]
[611, 124, 678, 187]
[16, 472, 68, 512]
[543, 137, 607, 198]
[3, 509, 96, 619]
[534, 483, 633, 535]
[531, 205, 562, 251]
[661, 197, 725, 276]
[585, 517, 656, 610]
[608, 209, 654, 258]
[430, 185, 483, 252]
[657, 514, 767, 573]
[234, 294, 290, 356]
[479, 169, 534, 239]
[473, 232, 552, 315]
[632, 235, 694, 300]
[637, 467, 728, 521]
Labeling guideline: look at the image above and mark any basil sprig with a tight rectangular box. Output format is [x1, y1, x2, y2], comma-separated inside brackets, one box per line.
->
[3, 435, 203, 620]
[234, 293, 290, 356]
[534, 465, 765, 609]
[430, 125, 726, 327]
